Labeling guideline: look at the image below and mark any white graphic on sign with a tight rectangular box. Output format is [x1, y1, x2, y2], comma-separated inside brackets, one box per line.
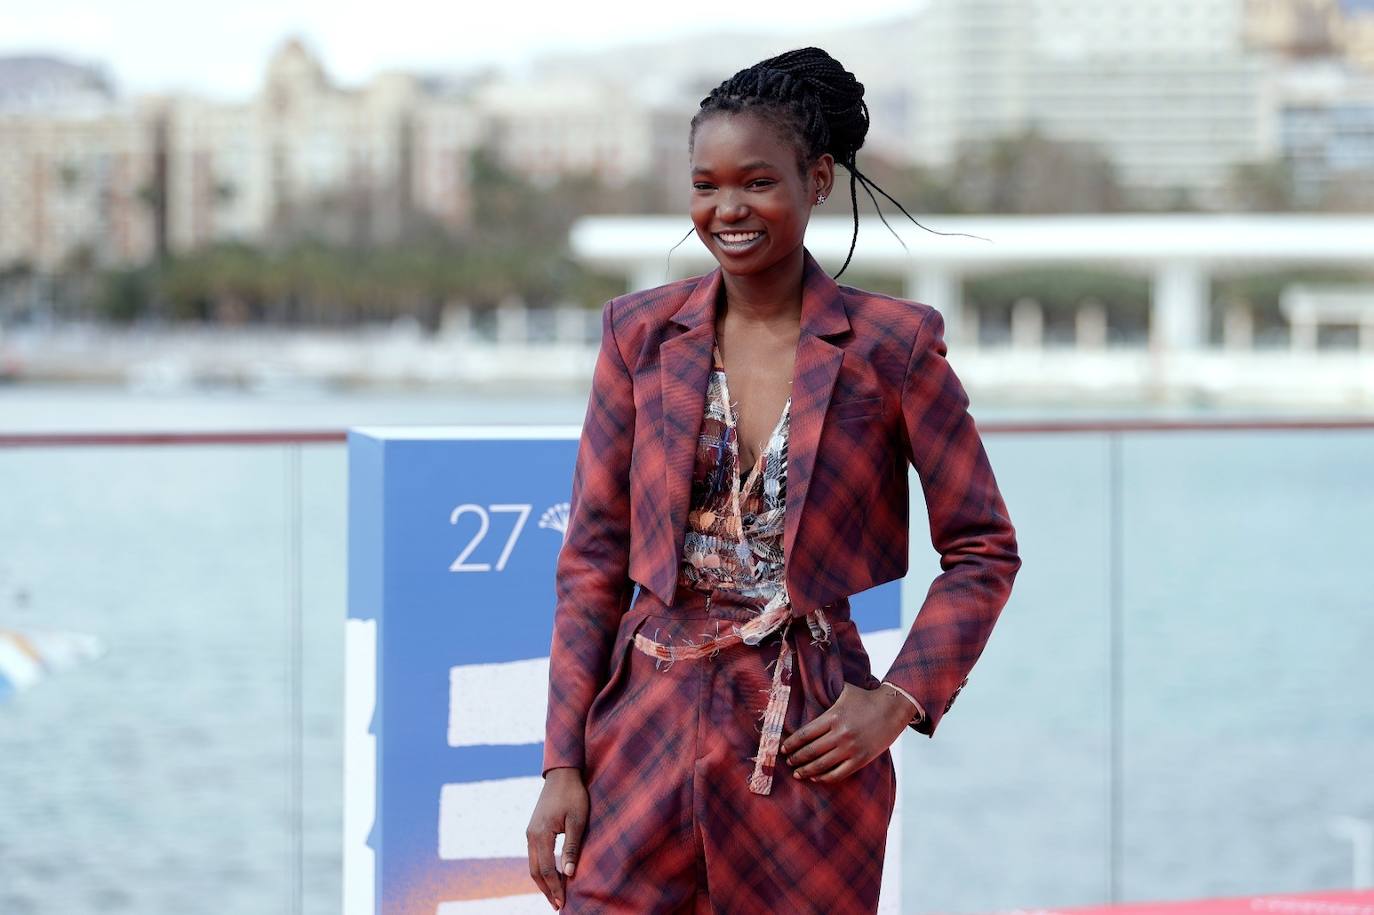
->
[448, 503, 533, 572]
[538, 501, 571, 539]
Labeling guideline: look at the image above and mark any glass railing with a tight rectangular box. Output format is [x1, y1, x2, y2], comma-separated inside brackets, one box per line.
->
[1, 419, 1370, 914]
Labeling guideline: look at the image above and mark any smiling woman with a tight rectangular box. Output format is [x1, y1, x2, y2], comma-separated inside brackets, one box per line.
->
[527, 45, 1021, 915]
[690, 117, 822, 273]
[687, 47, 974, 278]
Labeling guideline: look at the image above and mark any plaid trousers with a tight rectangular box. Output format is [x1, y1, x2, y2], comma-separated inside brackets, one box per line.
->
[562, 585, 897, 914]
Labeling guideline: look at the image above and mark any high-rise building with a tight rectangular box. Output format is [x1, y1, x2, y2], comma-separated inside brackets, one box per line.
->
[904, 0, 1272, 208]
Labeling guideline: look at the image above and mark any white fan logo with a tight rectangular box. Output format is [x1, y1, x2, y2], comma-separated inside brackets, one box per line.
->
[538, 502, 571, 539]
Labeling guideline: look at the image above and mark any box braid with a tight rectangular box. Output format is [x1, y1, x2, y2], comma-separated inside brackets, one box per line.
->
[689, 47, 982, 279]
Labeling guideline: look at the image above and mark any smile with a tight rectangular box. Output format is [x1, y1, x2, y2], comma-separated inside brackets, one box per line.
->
[714, 230, 765, 251]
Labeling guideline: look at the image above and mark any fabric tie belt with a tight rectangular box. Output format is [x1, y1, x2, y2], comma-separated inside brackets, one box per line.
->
[631, 586, 833, 796]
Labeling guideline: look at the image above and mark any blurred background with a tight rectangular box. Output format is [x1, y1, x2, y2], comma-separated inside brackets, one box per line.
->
[1, 0, 1371, 913]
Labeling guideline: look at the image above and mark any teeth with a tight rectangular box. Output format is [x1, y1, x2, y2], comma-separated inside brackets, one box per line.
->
[719, 231, 762, 243]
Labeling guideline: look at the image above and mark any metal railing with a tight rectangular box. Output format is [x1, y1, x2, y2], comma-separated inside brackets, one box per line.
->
[2, 418, 1371, 914]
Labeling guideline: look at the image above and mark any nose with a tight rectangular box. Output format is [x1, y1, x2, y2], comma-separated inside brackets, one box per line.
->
[717, 189, 749, 222]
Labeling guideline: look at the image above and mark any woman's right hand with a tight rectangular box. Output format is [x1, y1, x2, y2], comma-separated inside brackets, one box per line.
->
[526, 766, 589, 911]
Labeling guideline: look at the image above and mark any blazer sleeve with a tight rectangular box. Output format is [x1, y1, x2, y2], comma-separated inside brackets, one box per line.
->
[542, 297, 637, 777]
[881, 306, 1022, 737]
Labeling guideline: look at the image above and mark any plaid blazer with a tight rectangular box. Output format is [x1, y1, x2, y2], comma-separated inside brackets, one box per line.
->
[543, 246, 1021, 776]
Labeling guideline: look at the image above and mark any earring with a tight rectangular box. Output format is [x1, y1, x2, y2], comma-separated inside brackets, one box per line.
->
[815, 192, 827, 205]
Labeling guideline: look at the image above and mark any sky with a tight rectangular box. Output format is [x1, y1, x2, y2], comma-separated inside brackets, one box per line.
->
[2, 0, 923, 100]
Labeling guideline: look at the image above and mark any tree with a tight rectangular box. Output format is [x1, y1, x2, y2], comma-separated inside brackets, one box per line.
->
[946, 124, 1125, 213]
[1226, 158, 1302, 211]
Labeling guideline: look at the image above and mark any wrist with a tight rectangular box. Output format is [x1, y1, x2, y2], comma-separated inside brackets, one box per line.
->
[878, 680, 925, 726]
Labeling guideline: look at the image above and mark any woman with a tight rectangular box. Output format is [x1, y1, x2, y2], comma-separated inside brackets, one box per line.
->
[527, 47, 1021, 914]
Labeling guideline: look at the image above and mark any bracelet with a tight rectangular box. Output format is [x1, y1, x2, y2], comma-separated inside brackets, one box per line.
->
[880, 681, 926, 724]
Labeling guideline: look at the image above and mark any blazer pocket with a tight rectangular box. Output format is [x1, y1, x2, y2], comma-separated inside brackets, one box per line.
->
[829, 395, 883, 421]
[585, 613, 652, 742]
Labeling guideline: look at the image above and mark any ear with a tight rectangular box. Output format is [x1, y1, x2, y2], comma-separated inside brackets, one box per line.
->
[811, 153, 836, 201]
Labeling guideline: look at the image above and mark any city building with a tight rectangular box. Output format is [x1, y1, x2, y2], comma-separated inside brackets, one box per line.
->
[1275, 58, 1374, 206]
[3, 12, 1372, 274]
[164, 38, 484, 252]
[901, 0, 1273, 209]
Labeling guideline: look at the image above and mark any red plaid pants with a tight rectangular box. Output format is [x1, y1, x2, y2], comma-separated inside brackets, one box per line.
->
[562, 585, 897, 914]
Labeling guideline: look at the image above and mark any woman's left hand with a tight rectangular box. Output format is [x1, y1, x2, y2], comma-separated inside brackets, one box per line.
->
[781, 682, 914, 783]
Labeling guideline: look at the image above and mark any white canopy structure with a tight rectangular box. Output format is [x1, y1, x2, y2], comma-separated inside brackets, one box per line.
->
[569, 214, 1374, 354]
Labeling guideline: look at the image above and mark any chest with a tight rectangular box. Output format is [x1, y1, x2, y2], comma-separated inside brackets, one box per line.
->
[712, 336, 795, 471]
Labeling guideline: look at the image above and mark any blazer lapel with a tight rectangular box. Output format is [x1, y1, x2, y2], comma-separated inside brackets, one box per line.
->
[659, 269, 720, 597]
[657, 247, 851, 609]
[782, 250, 849, 610]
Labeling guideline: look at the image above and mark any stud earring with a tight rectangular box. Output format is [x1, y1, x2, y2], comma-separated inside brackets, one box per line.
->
[815, 193, 827, 205]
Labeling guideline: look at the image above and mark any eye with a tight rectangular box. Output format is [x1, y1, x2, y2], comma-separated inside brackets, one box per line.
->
[692, 182, 715, 191]
[749, 179, 776, 189]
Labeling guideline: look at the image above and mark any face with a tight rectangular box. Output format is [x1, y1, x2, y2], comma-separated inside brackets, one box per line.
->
[689, 111, 834, 277]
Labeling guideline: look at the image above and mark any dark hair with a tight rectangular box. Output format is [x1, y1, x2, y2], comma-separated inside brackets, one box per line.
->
[689, 46, 974, 279]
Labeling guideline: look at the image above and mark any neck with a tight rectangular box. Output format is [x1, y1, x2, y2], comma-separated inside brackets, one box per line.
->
[717, 245, 805, 325]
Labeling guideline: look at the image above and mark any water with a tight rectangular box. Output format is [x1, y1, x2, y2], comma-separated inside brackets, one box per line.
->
[1, 383, 1371, 914]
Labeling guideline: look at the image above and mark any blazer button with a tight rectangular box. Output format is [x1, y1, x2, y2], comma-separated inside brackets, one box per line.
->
[943, 675, 969, 713]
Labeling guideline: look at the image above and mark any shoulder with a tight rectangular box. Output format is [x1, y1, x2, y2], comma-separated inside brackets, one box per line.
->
[836, 282, 937, 337]
[813, 282, 957, 397]
[833, 283, 944, 382]
[606, 273, 704, 324]
[599, 272, 712, 356]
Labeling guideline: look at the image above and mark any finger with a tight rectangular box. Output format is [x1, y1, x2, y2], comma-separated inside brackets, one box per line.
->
[793, 745, 850, 781]
[781, 709, 833, 756]
[812, 755, 861, 783]
[561, 809, 587, 878]
[526, 830, 559, 909]
[785, 728, 840, 769]
[534, 827, 565, 909]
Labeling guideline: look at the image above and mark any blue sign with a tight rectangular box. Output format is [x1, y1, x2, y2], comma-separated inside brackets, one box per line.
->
[345, 426, 906, 914]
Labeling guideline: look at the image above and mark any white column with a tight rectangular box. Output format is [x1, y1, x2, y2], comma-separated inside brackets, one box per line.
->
[1222, 300, 1254, 351]
[495, 295, 528, 344]
[964, 304, 981, 351]
[1289, 302, 1317, 351]
[632, 261, 669, 295]
[554, 305, 592, 344]
[904, 264, 965, 346]
[438, 301, 474, 343]
[1011, 297, 1043, 351]
[1075, 298, 1108, 350]
[1150, 259, 1209, 353]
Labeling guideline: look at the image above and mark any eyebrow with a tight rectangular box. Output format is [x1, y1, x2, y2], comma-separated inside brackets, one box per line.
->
[691, 159, 778, 176]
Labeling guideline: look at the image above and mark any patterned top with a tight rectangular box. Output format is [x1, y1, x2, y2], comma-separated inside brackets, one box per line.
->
[668, 339, 927, 731]
[677, 342, 791, 605]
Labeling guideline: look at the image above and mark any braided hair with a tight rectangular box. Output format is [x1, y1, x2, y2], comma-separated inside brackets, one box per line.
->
[689, 47, 971, 279]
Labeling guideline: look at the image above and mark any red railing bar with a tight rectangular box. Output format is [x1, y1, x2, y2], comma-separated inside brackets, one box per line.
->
[1, 417, 1373, 448]
[0, 430, 349, 447]
[978, 416, 1374, 434]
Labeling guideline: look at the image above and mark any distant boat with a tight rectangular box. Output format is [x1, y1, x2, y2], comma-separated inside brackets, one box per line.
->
[0, 626, 106, 700]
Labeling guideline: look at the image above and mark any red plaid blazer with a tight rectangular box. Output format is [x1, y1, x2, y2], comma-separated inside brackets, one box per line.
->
[543, 246, 1021, 776]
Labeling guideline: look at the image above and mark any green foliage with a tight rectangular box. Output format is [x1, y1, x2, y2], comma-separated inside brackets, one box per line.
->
[1226, 159, 1301, 211]
[1212, 266, 1374, 327]
[84, 143, 634, 325]
[95, 266, 152, 323]
[71, 126, 1373, 327]
[965, 266, 1150, 316]
[946, 125, 1125, 213]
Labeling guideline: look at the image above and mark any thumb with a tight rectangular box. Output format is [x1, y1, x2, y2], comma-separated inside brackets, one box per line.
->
[561, 811, 586, 877]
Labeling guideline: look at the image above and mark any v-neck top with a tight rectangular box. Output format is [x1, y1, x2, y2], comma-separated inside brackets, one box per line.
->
[677, 343, 791, 603]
